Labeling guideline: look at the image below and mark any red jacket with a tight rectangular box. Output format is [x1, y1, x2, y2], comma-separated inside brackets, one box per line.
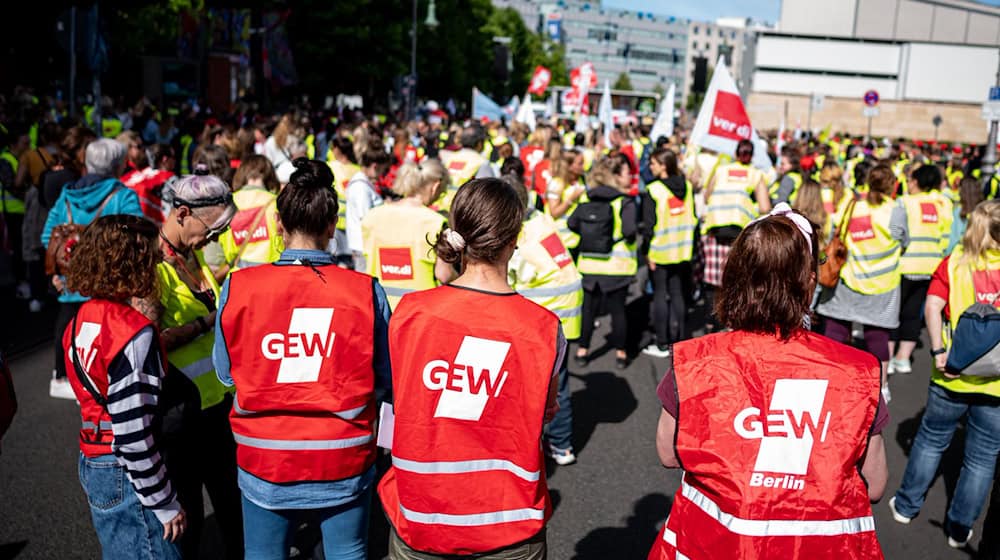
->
[64, 299, 159, 457]
[649, 331, 883, 560]
[221, 263, 377, 483]
[379, 286, 560, 555]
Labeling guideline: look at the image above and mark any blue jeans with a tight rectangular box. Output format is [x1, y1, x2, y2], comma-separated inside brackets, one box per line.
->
[546, 359, 573, 451]
[78, 454, 181, 560]
[242, 485, 371, 560]
[894, 384, 1000, 534]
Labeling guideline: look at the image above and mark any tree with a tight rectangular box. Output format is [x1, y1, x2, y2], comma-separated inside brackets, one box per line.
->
[613, 72, 633, 91]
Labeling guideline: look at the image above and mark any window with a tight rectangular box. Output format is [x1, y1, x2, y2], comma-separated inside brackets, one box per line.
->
[692, 41, 698, 49]
[693, 26, 699, 34]
[588, 28, 617, 41]
[718, 29, 724, 37]
[731, 31, 737, 40]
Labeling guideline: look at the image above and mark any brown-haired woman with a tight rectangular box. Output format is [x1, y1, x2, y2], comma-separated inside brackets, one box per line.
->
[214, 155, 285, 280]
[793, 178, 830, 242]
[379, 178, 562, 559]
[947, 176, 985, 255]
[63, 214, 186, 559]
[816, 163, 908, 402]
[545, 149, 587, 252]
[569, 152, 638, 369]
[648, 206, 888, 560]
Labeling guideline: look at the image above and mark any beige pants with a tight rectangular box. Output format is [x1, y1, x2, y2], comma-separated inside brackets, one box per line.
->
[388, 528, 547, 560]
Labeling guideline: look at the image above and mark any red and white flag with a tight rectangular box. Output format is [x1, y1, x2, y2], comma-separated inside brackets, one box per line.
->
[690, 57, 772, 172]
[528, 66, 552, 96]
[569, 62, 597, 116]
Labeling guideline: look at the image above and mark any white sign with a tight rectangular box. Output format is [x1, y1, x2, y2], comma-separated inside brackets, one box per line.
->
[810, 93, 824, 111]
[983, 101, 1000, 121]
[862, 106, 880, 118]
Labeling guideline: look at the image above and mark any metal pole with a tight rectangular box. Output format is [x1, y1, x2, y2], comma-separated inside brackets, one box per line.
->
[867, 116, 872, 142]
[982, 49, 1000, 197]
[69, 6, 76, 118]
[806, 94, 813, 136]
[408, 0, 417, 122]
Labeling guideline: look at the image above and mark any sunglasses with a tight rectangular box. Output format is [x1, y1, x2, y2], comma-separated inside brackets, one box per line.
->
[190, 213, 230, 241]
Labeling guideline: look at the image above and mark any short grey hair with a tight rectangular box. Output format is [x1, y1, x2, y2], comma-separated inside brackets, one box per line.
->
[85, 138, 128, 176]
[168, 173, 238, 225]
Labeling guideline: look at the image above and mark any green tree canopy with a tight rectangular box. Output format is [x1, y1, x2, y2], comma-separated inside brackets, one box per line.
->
[613, 72, 633, 91]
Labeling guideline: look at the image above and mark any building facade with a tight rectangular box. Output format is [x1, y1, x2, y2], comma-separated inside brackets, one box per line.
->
[681, 19, 756, 105]
[493, 0, 689, 94]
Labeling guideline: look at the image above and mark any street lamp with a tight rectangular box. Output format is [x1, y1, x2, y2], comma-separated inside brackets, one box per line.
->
[408, 0, 439, 121]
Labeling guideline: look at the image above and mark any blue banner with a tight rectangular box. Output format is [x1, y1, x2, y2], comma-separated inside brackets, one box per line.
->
[472, 88, 504, 122]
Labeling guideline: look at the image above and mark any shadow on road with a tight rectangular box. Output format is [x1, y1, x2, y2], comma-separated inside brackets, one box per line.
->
[568, 370, 638, 456]
[571, 493, 671, 560]
[0, 541, 28, 560]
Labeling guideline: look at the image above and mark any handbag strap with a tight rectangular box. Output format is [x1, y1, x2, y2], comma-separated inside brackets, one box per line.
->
[70, 313, 108, 409]
[835, 198, 858, 243]
[63, 187, 118, 226]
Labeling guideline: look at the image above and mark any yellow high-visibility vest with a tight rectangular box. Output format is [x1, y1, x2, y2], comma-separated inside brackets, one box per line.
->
[0, 151, 24, 215]
[840, 199, 902, 295]
[361, 202, 446, 310]
[157, 254, 230, 410]
[217, 187, 284, 272]
[511, 210, 584, 339]
[577, 197, 637, 276]
[703, 162, 762, 232]
[437, 149, 487, 212]
[933, 246, 1000, 397]
[328, 160, 358, 231]
[899, 191, 953, 276]
[647, 179, 696, 265]
[546, 177, 586, 250]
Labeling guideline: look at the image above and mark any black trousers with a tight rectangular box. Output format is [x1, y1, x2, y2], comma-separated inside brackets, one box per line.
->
[579, 283, 628, 351]
[891, 278, 931, 343]
[651, 262, 692, 347]
[162, 381, 244, 560]
[53, 301, 83, 379]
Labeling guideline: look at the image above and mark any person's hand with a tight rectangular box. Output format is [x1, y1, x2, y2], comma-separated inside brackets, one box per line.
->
[648, 261, 657, 271]
[52, 275, 65, 292]
[162, 508, 186, 542]
[935, 351, 957, 377]
[569, 184, 585, 202]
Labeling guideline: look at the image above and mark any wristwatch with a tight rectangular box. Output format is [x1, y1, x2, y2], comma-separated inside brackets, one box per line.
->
[930, 347, 947, 356]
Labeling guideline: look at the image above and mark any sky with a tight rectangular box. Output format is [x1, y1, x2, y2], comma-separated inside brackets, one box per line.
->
[601, 0, 1000, 25]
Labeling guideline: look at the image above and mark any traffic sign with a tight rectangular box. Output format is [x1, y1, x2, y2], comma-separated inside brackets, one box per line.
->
[863, 90, 880, 107]
[990, 86, 1000, 101]
[863, 106, 880, 118]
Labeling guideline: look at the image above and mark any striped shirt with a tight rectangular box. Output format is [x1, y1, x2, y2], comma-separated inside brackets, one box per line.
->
[107, 326, 181, 524]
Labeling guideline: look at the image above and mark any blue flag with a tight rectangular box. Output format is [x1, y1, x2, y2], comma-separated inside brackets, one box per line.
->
[472, 88, 504, 122]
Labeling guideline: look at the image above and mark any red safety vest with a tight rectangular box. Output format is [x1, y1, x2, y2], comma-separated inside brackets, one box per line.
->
[378, 285, 560, 555]
[221, 262, 377, 483]
[63, 299, 160, 458]
[649, 330, 884, 560]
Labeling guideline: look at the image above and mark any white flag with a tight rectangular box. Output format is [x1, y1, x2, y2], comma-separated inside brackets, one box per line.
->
[650, 83, 675, 142]
[776, 114, 786, 156]
[598, 80, 613, 145]
[690, 57, 772, 172]
[515, 93, 536, 131]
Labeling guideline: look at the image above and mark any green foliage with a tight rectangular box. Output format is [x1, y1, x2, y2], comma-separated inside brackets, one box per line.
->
[612, 72, 633, 91]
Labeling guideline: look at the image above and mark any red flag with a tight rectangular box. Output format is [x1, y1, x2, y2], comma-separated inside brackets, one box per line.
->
[707, 91, 753, 142]
[527, 66, 551, 96]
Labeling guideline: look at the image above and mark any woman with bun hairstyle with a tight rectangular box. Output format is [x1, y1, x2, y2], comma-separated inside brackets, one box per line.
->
[214, 158, 392, 560]
[379, 178, 564, 559]
[361, 159, 455, 310]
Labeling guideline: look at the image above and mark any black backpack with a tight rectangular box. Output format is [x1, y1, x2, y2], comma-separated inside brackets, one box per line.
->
[576, 200, 617, 254]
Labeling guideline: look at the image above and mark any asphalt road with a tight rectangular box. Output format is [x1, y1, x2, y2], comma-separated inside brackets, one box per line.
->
[1, 307, 996, 559]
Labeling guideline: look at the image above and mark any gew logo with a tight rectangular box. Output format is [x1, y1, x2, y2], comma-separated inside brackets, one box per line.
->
[733, 379, 831, 475]
[72, 322, 102, 372]
[261, 308, 336, 384]
[422, 336, 512, 422]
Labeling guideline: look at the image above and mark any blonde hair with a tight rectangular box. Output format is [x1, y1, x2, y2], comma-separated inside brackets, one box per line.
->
[587, 154, 630, 193]
[959, 200, 1000, 266]
[392, 160, 450, 199]
[550, 149, 582, 185]
[792, 179, 827, 231]
[818, 162, 845, 214]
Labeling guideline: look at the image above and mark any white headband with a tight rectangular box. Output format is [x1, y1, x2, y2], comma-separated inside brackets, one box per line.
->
[749, 202, 814, 254]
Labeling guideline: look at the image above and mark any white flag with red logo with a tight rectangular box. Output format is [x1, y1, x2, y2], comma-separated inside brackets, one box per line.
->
[690, 58, 772, 172]
[527, 66, 552, 96]
[570, 62, 597, 116]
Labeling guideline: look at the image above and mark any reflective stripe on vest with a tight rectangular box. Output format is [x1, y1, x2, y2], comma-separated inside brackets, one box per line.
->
[516, 280, 582, 298]
[232, 432, 372, 451]
[393, 456, 540, 482]
[577, 197, 637, 276]
[0, 151, 24, 214]
[680, 480, 876, 537]
[398, 503, 546, 527]
[840, 201, 901, 295]
[648, 180, 696, 265]
[82, 421, 114, 431]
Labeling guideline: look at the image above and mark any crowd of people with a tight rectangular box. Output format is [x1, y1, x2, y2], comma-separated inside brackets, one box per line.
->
[4, 88, 1000, 559]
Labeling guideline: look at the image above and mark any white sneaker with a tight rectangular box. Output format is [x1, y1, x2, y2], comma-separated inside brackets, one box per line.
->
[548, 445, 577, 466]
[28, 299, 42, 313]
[49, 377, 76, 400]
[948, 528, 973, 549]
[888, 497, 912, 524]
[881, 384, 892, 404]
[641, 344, 672, 358]
[887, 360, 896, 376]
[15, 281, 30, 300]
[893, 358, 912, 374]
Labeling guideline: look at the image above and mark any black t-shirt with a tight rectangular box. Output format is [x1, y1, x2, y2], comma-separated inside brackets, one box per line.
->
[40, 168, 79, 210]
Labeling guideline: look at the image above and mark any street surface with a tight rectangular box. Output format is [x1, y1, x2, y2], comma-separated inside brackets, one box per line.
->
[0, 308, 992, 559]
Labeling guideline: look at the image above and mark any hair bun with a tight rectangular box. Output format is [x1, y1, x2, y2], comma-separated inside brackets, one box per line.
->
[292, 157, 310, 170]
[193, 163, 210, 176]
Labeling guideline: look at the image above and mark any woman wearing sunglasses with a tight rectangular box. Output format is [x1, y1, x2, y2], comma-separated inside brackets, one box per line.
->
[134, 170, 244, 559]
